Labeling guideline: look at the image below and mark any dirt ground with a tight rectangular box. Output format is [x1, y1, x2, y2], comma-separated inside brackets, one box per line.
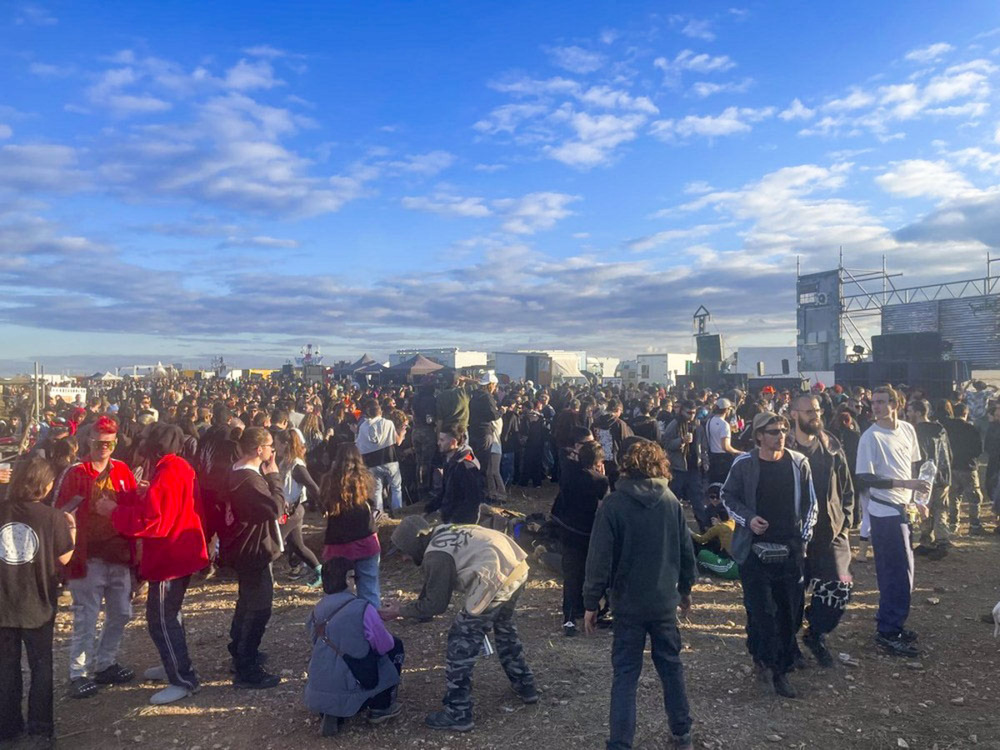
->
[40, 483, 1000, 750]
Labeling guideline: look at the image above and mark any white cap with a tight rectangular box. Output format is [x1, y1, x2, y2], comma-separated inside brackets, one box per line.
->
[480, 370, 499, 385]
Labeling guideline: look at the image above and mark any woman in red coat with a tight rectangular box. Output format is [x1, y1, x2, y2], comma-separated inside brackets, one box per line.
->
[95, 423, 208, 706]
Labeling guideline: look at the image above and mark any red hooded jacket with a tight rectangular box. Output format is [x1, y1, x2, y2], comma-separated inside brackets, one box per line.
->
[111, 454, 209, 582]
[56, 459, 137, 580]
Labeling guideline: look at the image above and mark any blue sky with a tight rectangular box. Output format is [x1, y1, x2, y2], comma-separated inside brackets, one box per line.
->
[3, 1, 1000, 374]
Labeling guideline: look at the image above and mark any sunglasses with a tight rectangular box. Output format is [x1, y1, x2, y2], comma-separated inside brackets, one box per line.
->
[763, 428, 788, 436]
[92, 439, 118, 447]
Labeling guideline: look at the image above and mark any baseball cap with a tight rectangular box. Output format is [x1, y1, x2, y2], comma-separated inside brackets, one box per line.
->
[479, 370, 499, 385]
[716, 398, 732, 409]
[752, 411, 785, 433]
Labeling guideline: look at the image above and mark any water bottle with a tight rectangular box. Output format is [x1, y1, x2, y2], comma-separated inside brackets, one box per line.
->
[915, 459, 936, 504]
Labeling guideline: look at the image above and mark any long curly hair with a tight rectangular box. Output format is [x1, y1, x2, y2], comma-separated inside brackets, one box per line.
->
[320, 443, 374, 516]
[620, 440, 671, 480]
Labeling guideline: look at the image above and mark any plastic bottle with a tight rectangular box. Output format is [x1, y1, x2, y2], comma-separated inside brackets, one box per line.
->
[914, 459, 936, 504]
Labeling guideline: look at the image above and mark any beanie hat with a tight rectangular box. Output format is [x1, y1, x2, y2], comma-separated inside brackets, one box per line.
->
[391, 515, 431, 560]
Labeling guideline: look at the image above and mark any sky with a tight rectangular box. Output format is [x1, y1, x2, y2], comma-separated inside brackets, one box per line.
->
[3, 1, 1000, 374]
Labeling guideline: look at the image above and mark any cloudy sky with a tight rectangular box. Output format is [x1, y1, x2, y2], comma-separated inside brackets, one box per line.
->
[3, 1, 1000, 374]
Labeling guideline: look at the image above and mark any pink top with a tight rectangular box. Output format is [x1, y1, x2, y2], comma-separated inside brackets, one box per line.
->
[322, 532, 380, 562]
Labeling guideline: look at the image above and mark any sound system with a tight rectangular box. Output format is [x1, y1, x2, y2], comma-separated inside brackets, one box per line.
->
[303, 364, 326, 385]
[281, 364, 295, 378]
[871, 332, 943, 362]
[834, 360, 969, 398]
[695, 334, 723, 363]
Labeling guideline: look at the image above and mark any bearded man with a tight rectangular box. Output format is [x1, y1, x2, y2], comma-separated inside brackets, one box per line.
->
[786, 394, 855, 667]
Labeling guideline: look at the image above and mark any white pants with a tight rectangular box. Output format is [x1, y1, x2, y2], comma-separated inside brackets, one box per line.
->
[67, 558, 132, 679]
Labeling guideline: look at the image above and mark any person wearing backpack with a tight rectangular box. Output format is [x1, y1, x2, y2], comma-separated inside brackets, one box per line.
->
[593, 399, 634, 490]
[305, 557, 404, 736]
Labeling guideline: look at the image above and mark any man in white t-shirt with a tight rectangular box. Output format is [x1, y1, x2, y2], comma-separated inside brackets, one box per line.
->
[855, 386, 930, 658]
[706, 398, 743, 485]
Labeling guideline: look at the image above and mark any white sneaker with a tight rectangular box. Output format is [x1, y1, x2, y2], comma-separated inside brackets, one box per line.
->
[143, 666, 168, 682]
[150, 684, 194, 705]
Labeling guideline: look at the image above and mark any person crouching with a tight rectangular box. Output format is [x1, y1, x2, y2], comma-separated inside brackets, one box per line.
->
[305, 557, 404, 736]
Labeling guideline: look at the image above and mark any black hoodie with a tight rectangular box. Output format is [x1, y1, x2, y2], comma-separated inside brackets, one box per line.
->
[218, 466, 285, 572]
[426, 447, 483, 524]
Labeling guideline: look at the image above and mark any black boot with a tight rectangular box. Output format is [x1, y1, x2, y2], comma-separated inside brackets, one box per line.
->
[773, 672, 797, 698]
[802, 630, 833, 667]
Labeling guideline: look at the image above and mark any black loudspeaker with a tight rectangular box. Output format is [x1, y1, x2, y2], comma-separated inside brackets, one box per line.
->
[871, 332, 943, 362]
[696, 334, 723, 362]
[834, 360, 969, 398]
[303, 364, 325, 384]
[281, 364, 295, 377]
[870, 362, 909, 386]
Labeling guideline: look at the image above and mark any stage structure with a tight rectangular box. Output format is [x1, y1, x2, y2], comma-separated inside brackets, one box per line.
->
[797, 252, 1000, 372]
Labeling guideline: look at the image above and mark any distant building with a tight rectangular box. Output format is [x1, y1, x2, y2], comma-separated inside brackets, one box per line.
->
[493, 350, 587, 385]
[391, 348, 487, 370]
[586, 356, 620, 379]
[631, 353, 696, 385]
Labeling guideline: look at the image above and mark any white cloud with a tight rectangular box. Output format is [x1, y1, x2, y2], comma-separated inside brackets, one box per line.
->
[546, 45, 605, 74]
[15, 4, 56, 25]
[386, 150, 455, 175]
[473, 103, 549, 135]
[493, 192, 579, 234]
[779, 98, 815, 121]
[875, 159, 975, 200]
[651, 106, 774, 141]
[545, 108, 647, 167]
[224, 59, 283, 91]
[0, 144, 86, 192]
[576, 86, 658, 114]
[0, 125, 11, 140]
[625, 224, 719, 252]
[219, 235, 300, 249]
[28, 62, 72, 77]
[87, 67, 172, 116]
[401, 194, 492, 218]
[904, 42, 954, 63]
[655, 50, 736, 77]
[681, 19, 715, 42]
[243, 45, 287, 59]
[823, 88, 875, 112]
[599, 29, 619, 45]
[690, 79, 753, 98]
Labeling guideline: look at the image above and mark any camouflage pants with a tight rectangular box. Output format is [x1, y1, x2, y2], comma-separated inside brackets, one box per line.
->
[442, 589, 534, 721]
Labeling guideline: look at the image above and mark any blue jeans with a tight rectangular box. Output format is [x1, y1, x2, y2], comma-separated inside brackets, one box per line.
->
[371, 462, 402, 512]
[353, 554, 381, 608]
[669, 470, 707, 529]
[500, 452, 515, 486]
[608, 618, 691, 749]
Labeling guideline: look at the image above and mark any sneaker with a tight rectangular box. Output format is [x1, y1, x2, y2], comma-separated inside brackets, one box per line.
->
[672, 733, 694, 750]
[562, 621, 577, 638]
[68, 676, 99, 699]
[228, 651, 269, 674]
[913, 544, 935, 557]
[899, 629, 918, 643]
[305, 568, 323, 588]
[149, 684, 196, 705]
[143, 665, 168, 682]
[286, 564, 307, 580]
[802, 631, 833, 668]
[93, 663, 134, 685]
[232, 666, 281, 690]
[511, 683, 539, 705]
[368, 702, 402, 725]
[875, 631, 920, 657]
[772, 672, 797, 699]
[425, 711, 474, 732]
[925, 545, 949, 561]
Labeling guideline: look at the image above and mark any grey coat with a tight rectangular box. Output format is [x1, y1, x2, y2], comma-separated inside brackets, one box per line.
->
[720, 448, 818, 565]
[304, 592, 400, 718]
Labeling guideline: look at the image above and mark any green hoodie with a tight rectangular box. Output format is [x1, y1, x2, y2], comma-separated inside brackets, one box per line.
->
[583, 476, 695, 622]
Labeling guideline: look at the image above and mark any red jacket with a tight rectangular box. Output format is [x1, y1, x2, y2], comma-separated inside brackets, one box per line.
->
[56, 459, 137, 580]
[111, 454, 209, 582]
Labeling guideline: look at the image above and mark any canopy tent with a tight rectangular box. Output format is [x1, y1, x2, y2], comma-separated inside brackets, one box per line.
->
[549, 353, 587, 382]
[348, 353, 376, 370]
[387, 354, 445, 382]
[91, 371, 122, 381]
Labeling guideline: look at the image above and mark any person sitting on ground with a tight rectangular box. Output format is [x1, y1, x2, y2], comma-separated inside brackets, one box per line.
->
[305, 557, 404, 737]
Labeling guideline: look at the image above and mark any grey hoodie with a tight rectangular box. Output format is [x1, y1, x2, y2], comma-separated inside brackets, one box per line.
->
[583, 477, 695, 622]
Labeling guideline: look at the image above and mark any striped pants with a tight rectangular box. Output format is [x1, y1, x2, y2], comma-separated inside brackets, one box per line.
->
[147, 576, 198, 690]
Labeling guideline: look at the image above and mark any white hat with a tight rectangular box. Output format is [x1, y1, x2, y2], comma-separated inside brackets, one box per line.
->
[480, 370, 499, 385]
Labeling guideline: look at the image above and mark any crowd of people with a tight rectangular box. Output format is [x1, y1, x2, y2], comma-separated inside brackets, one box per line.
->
[0, 370, 997, 750]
